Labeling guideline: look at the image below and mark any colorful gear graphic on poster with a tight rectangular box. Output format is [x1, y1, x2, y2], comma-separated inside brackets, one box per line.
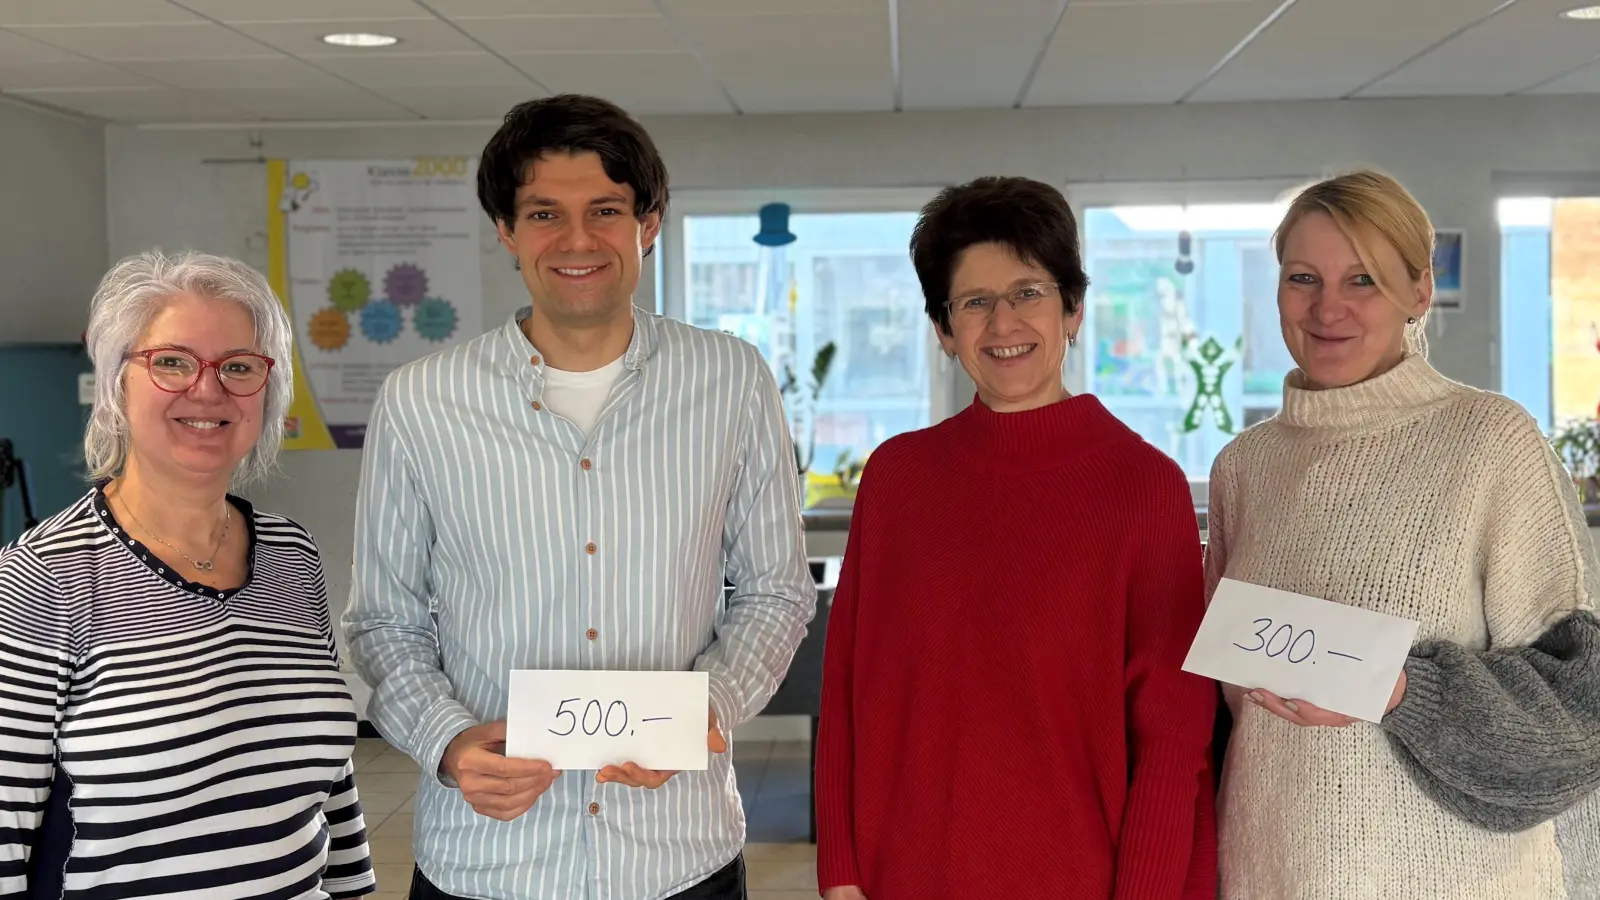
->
[383, 262, 429, 306]
[361, 300, 404, 344]
[328, 268, 372, 312]
[413, 297, 458, 343]
[308, 307, 351, 351]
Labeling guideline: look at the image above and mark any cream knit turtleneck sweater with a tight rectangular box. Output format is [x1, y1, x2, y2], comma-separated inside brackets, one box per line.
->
[1205, 354, 1600, 900]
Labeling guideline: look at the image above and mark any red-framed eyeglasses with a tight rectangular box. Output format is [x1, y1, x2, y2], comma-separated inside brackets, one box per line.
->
[124, 348, 276, 397]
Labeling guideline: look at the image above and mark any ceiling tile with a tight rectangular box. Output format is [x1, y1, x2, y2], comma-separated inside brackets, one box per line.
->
[896, 0, 1063, 109]
[0, 60, 152, 90]
[427, 0, 655, 14]
[1071, 0, 1260, 4]
[662, 0, 877, 11]
[1359, 0, 1600, 97]
[0, 0, 200, 26]
[1024, 0, 1280, 106]
[231, 17, 479, 56]
[0, 0, 1590, 123]
[710, 53, 892, 113]
[175, 0, 437, 21]
[310, 51, 533, 88]
[9, 22, 270, 61]
[664, 11, 892, 112]
[673, 11, 887, 56]
[1191, 0, 1510, 102]
[8, 86, 250, 122]
[455, 14, 680, 54]
[119, 55, 351, 90]
[509, 51, 730, 114]
[197, 86, 420, 120]
[0, 28, 81, 64]
[365, 83, 546, 118]
[1526, 59, 1600, 94]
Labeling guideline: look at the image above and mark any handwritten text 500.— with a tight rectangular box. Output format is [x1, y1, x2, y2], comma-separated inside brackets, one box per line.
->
[548, 698, 672, 738]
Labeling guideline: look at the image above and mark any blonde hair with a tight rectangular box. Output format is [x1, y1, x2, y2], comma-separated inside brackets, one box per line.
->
[1273, 169, 1435, 356]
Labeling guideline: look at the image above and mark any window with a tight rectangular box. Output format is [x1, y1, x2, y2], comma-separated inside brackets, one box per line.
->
[1499, 196, 1600, 432]
[1080, 203, 1290, 478]
[663, 195, 940, 497]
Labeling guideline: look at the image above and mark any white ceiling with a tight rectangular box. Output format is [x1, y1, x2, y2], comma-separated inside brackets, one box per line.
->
[0, 0, 1597, 124]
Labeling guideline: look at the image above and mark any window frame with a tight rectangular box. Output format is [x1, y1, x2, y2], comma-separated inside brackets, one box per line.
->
[1493, 172, 1600, 433]
[658, 180, 1310, 510]
[1062, 178, 1310, 505]
[659, 185, 963, 433]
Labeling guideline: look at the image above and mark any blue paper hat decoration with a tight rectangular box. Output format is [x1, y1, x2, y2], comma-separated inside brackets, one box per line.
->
[753, 202, 797, 246]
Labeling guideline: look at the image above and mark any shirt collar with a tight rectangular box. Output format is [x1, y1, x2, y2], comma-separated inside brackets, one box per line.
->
[501, 304, 660, 376]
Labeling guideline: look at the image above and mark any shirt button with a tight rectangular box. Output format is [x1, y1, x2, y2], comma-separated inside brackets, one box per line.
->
[586, 627, 598, 641]
[580, 458, 592, 470]
[530, 355, 541, 366]
[531, 400, 542, 411]
[585, 541, 597, 555]
[588, 802, 600, 815]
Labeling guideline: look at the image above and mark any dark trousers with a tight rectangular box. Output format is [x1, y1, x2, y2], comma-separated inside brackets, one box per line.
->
[408, 853, 747, 900]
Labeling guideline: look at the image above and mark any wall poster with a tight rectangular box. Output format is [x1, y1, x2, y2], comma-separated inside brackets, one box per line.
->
[266, 157, 482, 450]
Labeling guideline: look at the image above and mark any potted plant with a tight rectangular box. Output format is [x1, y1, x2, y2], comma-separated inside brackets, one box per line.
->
[795, 450, 865, 511]
[780, 340, 837, 481]
[834, 450, 865, 493]
[1549, 418, 1600, 508]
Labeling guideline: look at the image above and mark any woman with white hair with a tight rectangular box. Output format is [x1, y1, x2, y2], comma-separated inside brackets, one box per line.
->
[0, 251, 376, 899]
[1208, 171, 1600, 899]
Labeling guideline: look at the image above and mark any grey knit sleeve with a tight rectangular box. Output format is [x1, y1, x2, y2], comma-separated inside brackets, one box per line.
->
[1380, 610, 1600, 832]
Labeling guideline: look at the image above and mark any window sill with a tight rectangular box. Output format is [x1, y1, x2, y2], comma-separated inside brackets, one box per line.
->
[803, 507, 1213, 532]
[801, 509, 852, 533]
[808, 506, 1594, 533]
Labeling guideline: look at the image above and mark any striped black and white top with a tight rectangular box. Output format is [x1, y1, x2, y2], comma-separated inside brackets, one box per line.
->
[0, 487, 376, 900]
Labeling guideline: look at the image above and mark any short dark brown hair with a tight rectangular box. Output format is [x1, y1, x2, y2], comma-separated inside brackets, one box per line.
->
[910, 176, 1089, 334]
[477, 94, 669, 230]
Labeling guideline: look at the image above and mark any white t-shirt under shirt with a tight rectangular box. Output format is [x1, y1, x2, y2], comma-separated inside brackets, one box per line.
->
[541, 354, 625, 438]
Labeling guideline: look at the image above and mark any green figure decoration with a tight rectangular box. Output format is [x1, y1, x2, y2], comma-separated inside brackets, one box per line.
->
[1181, 334, 1243, 434]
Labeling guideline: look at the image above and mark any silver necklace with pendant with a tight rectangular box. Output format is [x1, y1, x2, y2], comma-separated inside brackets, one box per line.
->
[118, 494, 231, 572]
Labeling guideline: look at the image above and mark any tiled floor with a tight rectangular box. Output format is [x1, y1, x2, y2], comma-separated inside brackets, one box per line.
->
[352, 737, 819, 900]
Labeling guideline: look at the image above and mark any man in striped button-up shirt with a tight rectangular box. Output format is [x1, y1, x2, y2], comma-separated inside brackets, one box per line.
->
[344, 94, 816, 900]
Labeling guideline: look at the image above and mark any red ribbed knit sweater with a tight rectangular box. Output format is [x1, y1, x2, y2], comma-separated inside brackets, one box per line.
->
[814, 393, 1218, 900]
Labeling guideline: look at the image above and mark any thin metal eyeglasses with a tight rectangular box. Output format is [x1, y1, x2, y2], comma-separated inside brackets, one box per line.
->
[125, 348, 277, 397]
[945, 282, 1063, 319]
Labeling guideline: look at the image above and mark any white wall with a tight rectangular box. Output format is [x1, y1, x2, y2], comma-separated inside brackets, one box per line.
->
[0, 98, 107, 343]
[104, 94, 1600, 633]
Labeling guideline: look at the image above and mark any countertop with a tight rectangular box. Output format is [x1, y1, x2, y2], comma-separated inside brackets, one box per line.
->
[803, 508, 1212, 532]
[811, 508, 1593, 529]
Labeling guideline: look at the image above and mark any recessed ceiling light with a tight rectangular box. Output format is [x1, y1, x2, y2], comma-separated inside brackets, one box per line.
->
[1560, 4, 1600, 19]
[320, 32, 399, 48]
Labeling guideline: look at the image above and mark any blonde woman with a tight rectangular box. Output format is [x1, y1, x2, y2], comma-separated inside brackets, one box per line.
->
[1206, 171, 1600, 899]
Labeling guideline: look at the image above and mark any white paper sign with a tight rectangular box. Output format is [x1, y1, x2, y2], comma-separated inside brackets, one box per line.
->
[505, 670, 709, 771]
[1182, 578, 1420, 722]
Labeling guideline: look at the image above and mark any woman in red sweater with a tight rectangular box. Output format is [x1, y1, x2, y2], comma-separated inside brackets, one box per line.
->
[814, 176, 1218, 900]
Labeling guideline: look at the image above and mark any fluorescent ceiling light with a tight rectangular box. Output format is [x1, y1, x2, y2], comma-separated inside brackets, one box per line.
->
[320, 32, 399, 47]
[1560, 5, 1600, 19]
